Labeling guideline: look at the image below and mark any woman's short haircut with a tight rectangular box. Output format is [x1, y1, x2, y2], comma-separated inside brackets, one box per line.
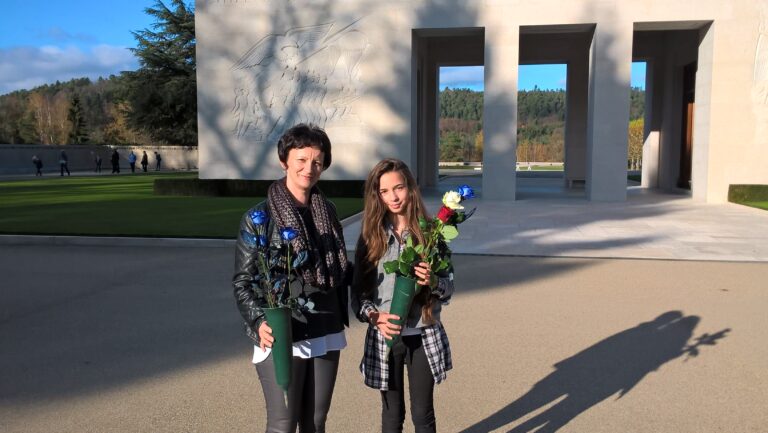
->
[276, 123, 332, 169]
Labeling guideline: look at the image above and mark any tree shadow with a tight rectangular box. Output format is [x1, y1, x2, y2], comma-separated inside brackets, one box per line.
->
[196, 1, 369, 181]
[459, 311, 730, 433]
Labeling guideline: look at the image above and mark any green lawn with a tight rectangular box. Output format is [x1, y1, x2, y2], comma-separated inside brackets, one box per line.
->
[0, 173, 363, 238]
[439, 165, 482, 170]
[516, 165, 564, 171]
[742, 201, 768, 211]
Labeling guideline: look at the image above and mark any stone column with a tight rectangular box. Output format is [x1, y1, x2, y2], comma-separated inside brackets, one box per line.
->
[691, 24, 714, 202]
[642, 57, 662, 189]
[423, 56, 440, 189]
[564, 45, 589, 188]
[586, 21, 633, 201]
[482, 25, 519, 200]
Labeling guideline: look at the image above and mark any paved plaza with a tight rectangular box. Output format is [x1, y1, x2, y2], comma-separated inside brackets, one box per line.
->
[346, 172, 768, 262]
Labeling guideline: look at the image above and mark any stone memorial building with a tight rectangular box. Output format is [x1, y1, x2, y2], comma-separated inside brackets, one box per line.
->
[196, 0, 768, 202]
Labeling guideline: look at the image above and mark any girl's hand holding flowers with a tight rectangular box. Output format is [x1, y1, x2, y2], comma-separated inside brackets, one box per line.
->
[383, 184, 475, 284]
[369, 311, 401, 340]
[412, 261, 431, 286]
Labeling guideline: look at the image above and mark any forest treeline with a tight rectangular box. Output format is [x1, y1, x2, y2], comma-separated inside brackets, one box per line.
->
[0, 0, 196, 147]
[0, 76, 148, 146]
[439, 86, 646, 162]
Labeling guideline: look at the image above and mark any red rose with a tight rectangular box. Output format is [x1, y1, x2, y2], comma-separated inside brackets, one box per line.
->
[436, 206, 455, 223]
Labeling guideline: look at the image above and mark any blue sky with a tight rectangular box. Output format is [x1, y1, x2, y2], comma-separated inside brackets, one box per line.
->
[0, 0, 646, 96]
[0, 0, 157, 94]
[440, 63, 647, 91]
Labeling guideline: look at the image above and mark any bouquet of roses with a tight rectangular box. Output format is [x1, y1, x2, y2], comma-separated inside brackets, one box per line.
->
[383, 184, 475, 281]
[381, 185, 474, 347]
[241, 209, 308, 308]
[240, 209, 308, 391]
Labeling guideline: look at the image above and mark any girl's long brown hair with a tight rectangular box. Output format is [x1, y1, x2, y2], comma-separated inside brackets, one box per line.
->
[353, 159, 435, 323]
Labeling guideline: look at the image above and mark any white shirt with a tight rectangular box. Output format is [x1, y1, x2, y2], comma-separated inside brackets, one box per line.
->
[252, 330, 347, 363]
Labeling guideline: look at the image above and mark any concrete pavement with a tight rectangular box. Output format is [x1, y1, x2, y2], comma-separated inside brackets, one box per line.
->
[0, 244, 766, 432]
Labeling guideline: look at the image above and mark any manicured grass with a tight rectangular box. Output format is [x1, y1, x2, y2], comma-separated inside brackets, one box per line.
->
[742, 201, 768, 211]
[531, 165, 563, 171]
[516, 165, 564, 171]
[0, 173, 363, 238]
[439, 165, 482, 170]
[628, 174, 642, 182]
[728, 185, 768, 212]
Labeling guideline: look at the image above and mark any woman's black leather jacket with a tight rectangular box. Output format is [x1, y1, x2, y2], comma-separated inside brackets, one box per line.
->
[232, 201, 350, 345]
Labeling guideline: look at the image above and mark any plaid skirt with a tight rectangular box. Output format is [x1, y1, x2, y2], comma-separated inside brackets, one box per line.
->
[360, 322, 452, 391]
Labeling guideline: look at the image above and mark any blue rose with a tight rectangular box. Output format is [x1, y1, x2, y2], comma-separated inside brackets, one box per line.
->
[249, 209, 269, 226]
[457, 184, 475, 199]
[280, 227, 298, 242]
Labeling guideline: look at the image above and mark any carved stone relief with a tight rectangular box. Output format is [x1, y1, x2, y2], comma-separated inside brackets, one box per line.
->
[752, 4, 768, 142]
[230, 20, 369, 142]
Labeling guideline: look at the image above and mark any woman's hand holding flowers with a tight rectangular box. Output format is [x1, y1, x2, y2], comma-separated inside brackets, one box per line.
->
[258, 321, 274, 350]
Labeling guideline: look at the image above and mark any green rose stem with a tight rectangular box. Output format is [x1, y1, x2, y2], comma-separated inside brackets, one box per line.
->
[256, 248, 275, 308]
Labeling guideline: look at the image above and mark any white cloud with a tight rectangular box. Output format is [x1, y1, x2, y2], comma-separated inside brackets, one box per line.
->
[0, 44, 138, 95]
[439, 66, 484, 89]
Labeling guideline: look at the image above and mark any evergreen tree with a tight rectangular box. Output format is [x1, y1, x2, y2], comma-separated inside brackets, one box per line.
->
[124, 0, 197, 145]
[68, 94, 90, 144]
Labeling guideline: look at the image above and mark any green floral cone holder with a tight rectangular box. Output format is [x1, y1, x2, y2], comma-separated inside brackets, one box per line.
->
[386, 275, 419, 350]
[263, 306, 293, 393]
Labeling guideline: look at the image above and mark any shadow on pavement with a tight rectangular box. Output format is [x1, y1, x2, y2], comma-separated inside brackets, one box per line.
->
[0, 245, 247, 403]
[458, 311, 730, 433]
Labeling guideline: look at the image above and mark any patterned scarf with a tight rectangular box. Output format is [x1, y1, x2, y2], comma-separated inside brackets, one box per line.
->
[267, 177, 349, 291]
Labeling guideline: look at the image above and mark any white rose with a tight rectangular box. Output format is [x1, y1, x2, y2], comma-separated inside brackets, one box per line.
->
[442, 190, 464, 210]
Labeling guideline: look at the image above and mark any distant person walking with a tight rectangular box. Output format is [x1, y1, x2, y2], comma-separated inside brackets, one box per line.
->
[32, 155, 43, 176]
[95, 154, 102, 173]
[111, 149, 121, 174]
[59, 150, 70, 176]
[128, 151, 137, 173]
[155, 152, 162, 171]
[141, 151, 149, 172]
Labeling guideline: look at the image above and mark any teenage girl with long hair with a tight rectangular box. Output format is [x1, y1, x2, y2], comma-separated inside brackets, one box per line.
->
[352, 158, 454, 433]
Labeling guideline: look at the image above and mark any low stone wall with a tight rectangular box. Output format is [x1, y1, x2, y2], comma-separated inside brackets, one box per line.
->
[0, 144, 198, 175]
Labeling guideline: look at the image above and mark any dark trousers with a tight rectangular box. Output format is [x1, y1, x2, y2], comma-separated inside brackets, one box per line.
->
[60, 163, 70, 176]
[381, 335, 436, 433]
[255, 350, 340, 433]
[130, 162, 136, 173]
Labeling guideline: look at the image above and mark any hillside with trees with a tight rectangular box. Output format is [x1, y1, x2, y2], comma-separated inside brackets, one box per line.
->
[439, 86, 645, 163]
[0, 0, 196, 147]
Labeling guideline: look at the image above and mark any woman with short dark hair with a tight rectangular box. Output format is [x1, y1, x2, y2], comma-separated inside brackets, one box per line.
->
[233, 123, 350, 433]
